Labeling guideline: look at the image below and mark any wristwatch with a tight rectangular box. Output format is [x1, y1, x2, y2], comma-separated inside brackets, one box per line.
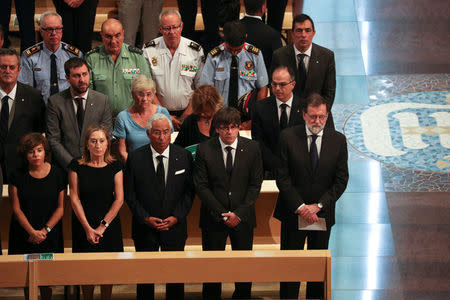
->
[100, 219, 109, 228]
[317, 203, 323, 210]
[44, 225, 52, 233]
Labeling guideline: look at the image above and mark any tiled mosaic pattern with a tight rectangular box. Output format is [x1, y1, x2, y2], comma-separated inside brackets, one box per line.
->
[382, 165, 450, 192]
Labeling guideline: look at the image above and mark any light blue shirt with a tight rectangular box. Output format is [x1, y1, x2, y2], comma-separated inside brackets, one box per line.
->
[18, 41, 83, 104]
[199, 43, 268, 106]
[113, 106, 173, 152]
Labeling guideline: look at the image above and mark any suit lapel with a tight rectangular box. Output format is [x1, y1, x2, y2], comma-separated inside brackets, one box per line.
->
[165, 145, 178, 201]
[305, 44, 318, 93]
[62, 89, 80, 139]
[212, 137, 228, 178]
[10, 84, 25, 128]
[316, 128, 331, 174]
[230, 136, 245, 186]
[81, 91, 95, 137]
[270, 96, 280, 131]
[298, 126, 314, 175]
[289, 96, 303, 126]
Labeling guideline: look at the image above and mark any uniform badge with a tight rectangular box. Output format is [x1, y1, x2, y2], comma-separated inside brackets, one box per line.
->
[217, 67, 225, 72]
[33, 68, 41, 71]
[151, 56, 157, 66]
[245, 61, 254, 70]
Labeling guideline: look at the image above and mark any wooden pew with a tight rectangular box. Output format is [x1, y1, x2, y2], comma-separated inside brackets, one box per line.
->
[1, 249, 331, 300]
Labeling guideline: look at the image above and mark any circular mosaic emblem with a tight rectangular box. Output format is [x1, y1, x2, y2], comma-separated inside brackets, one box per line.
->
[344, 91, 450, 173]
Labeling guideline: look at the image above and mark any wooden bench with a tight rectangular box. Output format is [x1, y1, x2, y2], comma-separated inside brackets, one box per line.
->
[0, 250, 331, 300]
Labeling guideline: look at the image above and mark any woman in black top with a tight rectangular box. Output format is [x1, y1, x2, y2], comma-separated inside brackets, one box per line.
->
[175, 84, 223, 148]
[8, 133, 65, 300]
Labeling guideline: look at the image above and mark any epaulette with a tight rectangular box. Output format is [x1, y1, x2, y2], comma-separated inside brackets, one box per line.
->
[246, 45, 260, 55]
[62, 43, 81, 56]
[143, 40, 157, 48]
[128, 45, 143, 54]
[24, 44, 42, 57]
[86, 46, 100, 56]
[188, 41, 201, 52]
[209, 46, 222, 57]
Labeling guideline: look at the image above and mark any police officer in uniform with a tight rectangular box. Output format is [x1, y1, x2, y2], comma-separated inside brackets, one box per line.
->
[18, 12, 82, 104]
[143, 9, 204, 130]
[86, 18, 151, 117]
[199, 21, 268, 129]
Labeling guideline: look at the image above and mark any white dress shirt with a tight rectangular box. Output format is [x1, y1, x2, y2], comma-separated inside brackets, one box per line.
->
[150, 145, 170, 183]
[219, 137, 238, 167]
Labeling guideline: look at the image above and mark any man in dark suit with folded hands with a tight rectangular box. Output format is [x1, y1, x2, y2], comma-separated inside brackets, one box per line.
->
[275, 93, 348, 299]
[251, 65, 303, 176]
[194, 107, 263, 299]
[125, 113, 194, 300]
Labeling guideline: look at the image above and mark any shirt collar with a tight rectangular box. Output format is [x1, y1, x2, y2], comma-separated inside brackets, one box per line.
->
[71, 89, 89, 100]
[294, 43, 312, 57]
[276, 95, 293, 108]
[243, 14, 262, 20]
[0, 83, 18, 101]
[219, 136, 238, 150]
[42, 42, 63, 56]
[150, 144, 170, 159]
[305, 125, 324, 137]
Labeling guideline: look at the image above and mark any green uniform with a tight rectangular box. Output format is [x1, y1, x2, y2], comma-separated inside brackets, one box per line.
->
[86, 43, 151, 116]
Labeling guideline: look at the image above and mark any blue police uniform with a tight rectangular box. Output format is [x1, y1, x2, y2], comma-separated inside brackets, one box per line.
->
[199, 43, 268, 106]
[18, 41, 82, 104]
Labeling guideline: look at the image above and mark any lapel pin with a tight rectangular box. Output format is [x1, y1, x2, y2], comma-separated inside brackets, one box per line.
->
[240, 149, 243, 152]
[316, 60, 319, 64]
[21, 99, 24, 102]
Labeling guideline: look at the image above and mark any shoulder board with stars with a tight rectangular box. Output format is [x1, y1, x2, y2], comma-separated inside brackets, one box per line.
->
[188, 41, 201, 51]
[62, 43, 81, 56]
[128, 45, 143, 54]
[143, 40, 157, 48]
[24, 44, 42, 57]
[86, 46, 100, 56]
[245, 45, 260, 55]
[209, 46, 222, 57]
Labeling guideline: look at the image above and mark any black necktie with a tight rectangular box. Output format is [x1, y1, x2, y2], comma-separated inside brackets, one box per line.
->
[156, 155, 165, 190]
[225, 146, 233, 178]
[0, 96, 9, 153]
[228, 55, 238, 108]
[75, 97, 84, 133]
[280, 103, 288, 130]
[50, 53, 59, 95]
[297, 53, 307, 91]
[310, 134, 319, 171]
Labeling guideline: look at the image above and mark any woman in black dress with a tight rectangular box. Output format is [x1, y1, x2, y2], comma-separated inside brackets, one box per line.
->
[8, 133, 65, 300]
[174, 84, 223, 148]
[69, 125, 124, 300]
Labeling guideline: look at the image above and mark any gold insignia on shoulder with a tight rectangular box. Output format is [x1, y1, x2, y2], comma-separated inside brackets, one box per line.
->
[245, 61, 254, 70]
[209, 46, 222, 57]
[24, 45, 42, 57]
[63, 43, 81, 56]
[189, 41, 201, 51]
[151, 56, 157, 66]
[86, 47, 100, 56]
[144, 40, 157, 48]
[128, 45, 143, 55]
[246, 45, 260, 55]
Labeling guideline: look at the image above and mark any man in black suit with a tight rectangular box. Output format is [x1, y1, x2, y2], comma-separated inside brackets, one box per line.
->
[194, 107, 263, 299]
[251, 65, 303, 176]
[241, 0, 282, 70]
[46, 57, 112, 170]
[275, 93, 348, 299]
[271, 14, 336, 128]
[125, 113, 194, 300]
[0, 48, 45, 182]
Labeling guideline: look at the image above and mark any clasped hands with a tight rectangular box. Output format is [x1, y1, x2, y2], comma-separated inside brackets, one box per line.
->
[222, 212, 240, 228]
[298, 204, 321, 224]
[145, 216, 178, 231]
[85, 225, 106, 244]
[28, 228, 48, 244]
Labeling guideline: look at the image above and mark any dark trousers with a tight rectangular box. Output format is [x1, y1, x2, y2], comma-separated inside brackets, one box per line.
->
[134, 231, 186, 300]
[280, 221, 330, 299]
[176, 0, 221, 53]
[52, 0, 98, 53]
[0, 0, 35, 52]
[266, 0, 288, 33]
[201, 224, 254, 299]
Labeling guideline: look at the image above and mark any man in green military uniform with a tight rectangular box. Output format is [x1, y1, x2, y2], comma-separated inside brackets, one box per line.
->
[86, 18, 151, 117]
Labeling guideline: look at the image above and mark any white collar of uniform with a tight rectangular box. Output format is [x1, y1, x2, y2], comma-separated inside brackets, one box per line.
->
[161, 36, 187, 55]
[294, 43, 312, 57]
[305, 125, 324, 137]
[219, 136, 238, 151]
[0, 83, 18, 101]
[243, 14, 262, 20]
[151, 144, 170, 159]
[43, 42, 63, 56]
[71, 89, 89, 101]
[276, 94, 293, 108]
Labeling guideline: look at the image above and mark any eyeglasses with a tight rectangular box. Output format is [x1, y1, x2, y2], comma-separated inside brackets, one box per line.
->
[151, 129, 171, 137]
[41, 27, 63, 33]
[217, 125, 239, 131]
[271, 80, 293, 88]
[160, 24, 182, 33]
[306, 114, 328, 121]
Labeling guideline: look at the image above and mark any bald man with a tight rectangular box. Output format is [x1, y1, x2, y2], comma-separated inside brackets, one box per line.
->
[85, 19, 151, 116]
